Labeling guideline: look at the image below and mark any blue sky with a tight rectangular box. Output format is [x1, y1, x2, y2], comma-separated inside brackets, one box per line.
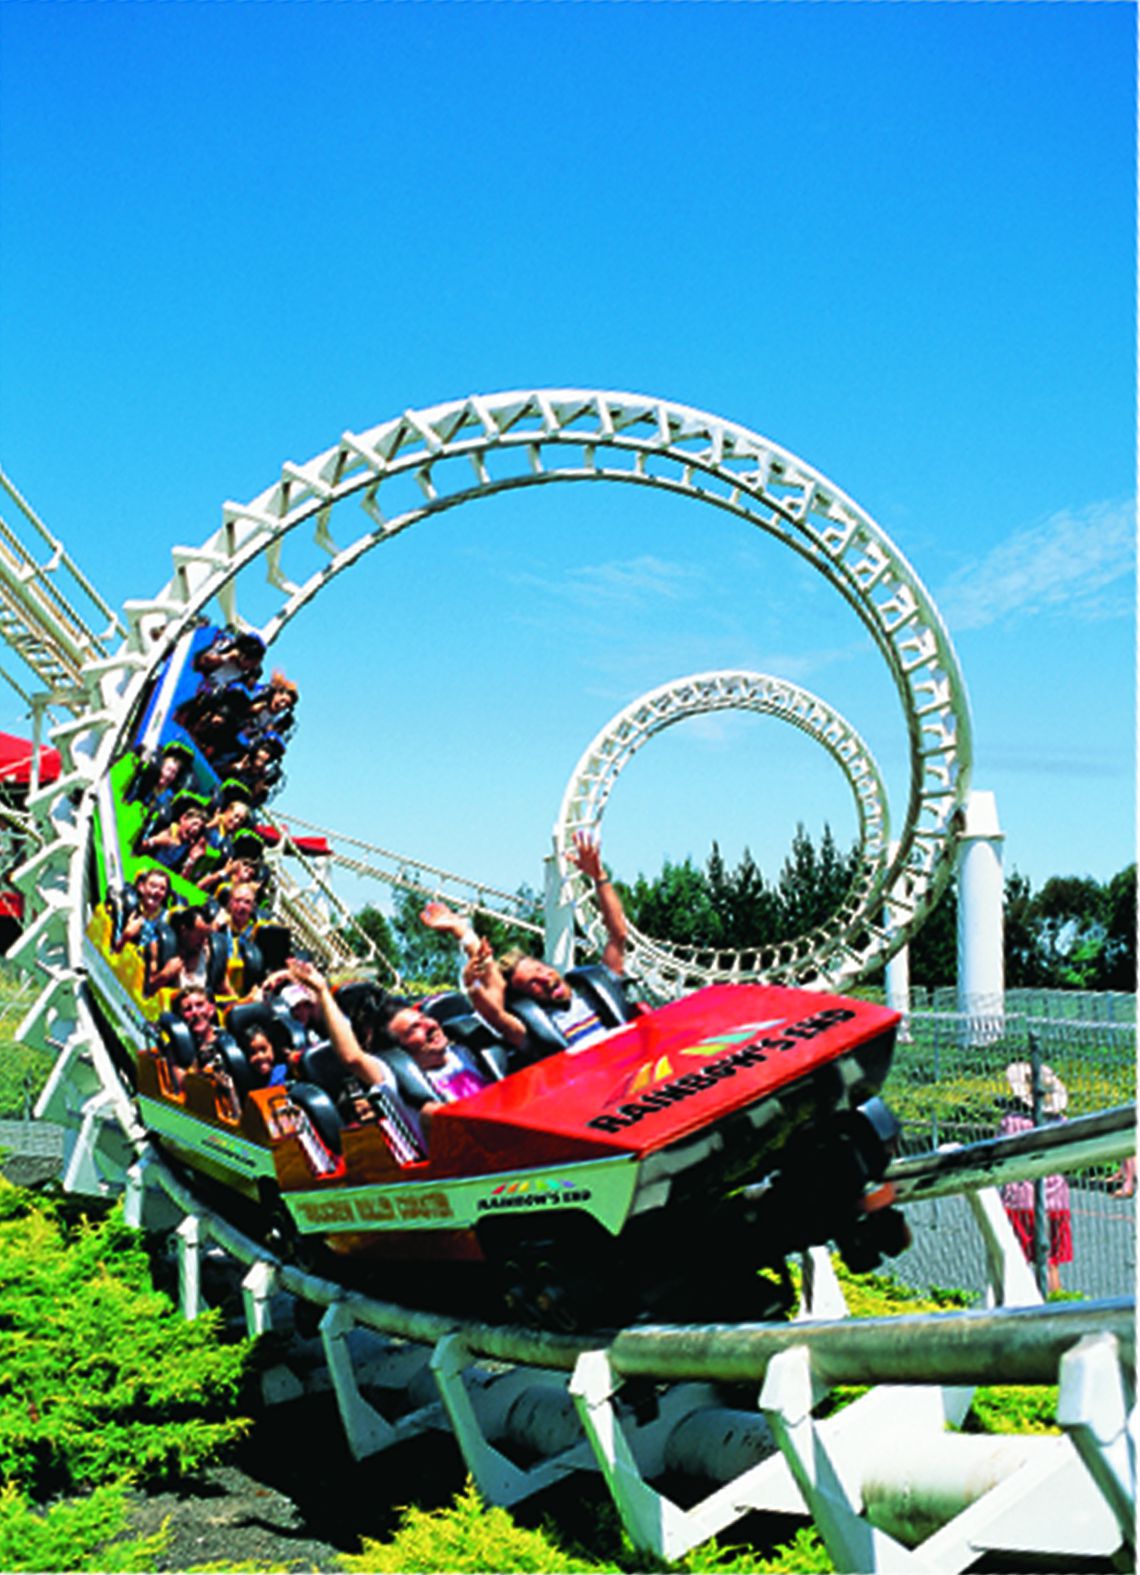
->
[0, 1, 1134, 914]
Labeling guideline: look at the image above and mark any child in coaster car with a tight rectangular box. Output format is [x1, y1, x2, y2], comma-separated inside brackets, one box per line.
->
[186, 780, 253, 888]
[111, 867, 172, 954]
[127, 740, 195, 830]
[136, 792, 212, 875]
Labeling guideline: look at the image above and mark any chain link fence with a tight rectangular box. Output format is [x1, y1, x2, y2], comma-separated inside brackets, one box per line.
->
[886, 992, 1136, 1302]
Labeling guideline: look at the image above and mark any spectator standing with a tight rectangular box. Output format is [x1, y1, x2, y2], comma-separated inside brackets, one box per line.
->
[999, 1060, 1072, 1296]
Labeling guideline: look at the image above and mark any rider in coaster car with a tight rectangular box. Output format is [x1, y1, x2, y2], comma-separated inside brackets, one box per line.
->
[136, 792, 212, 874]
[145, 902, 228, 997]
[110, 866, 172, 953]
[163, 985, 242, 1118]
[206, 829, 271, 906]
[192, 628, 266, 693]
[462, 830, 631, 1059]
[185, 779, 253, 888]
[228, 1004, 295, 1089]
[211, 880, 267, 996]
[285, 960, 489, 1117]
[174, 686, 253, 769]
[371, 994, 492, 1110]
[282, 958, 426, 1158]
[229, 733, 286, 808]
[263, 976, 324, 1047]
[242, 671, 299, 747]
[126, 740, 195, 830]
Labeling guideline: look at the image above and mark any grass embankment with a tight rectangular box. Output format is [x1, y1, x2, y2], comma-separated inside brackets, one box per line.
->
[0, 964, 53, 1118]
[0, 1177, 1070, 1573]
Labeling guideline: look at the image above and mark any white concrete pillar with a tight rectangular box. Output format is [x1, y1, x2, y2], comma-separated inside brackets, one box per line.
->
[886, 942, 911, 1035]
[885, 841, 911, 1035]
[956, 790, 1005, 1030]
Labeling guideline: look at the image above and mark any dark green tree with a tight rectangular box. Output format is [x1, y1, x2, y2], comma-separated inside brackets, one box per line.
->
[620, 856, 722, 948]
[341, 904, 400, 971]
[1099, 863, 1136, 990]
[1003, 870, 1047, 987]
[776, 822, 855, 934]
[722, 845, 780, 947]
[1032, 874, 1107, 987]
[908, 878, 958, 988]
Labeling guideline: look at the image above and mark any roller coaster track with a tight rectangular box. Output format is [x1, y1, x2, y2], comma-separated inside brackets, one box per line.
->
[273, 812, 544, 937]
[131, 1107, 1135, 1570]
[0, 428, 1133, 1568]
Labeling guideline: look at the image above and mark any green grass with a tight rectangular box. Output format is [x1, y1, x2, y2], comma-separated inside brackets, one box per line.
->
[0, 966, 52, 1118]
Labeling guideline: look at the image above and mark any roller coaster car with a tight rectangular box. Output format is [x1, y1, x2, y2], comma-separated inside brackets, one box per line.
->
[103, 621, 906, 1328]
[258, 982, 906, 1329]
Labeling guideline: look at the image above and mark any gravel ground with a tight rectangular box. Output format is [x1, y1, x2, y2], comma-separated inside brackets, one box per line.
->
[124, 1462, 349, 1573]
[122, 1397, 472, 1573]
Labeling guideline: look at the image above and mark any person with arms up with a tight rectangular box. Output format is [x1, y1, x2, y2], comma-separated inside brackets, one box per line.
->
[463, 830, 632, 1059]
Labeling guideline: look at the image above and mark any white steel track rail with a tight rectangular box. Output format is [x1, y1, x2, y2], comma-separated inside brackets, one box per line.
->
[8, 391, 972, 1075]
[274, 811, 544, 940]
[555, 669, 892, 994]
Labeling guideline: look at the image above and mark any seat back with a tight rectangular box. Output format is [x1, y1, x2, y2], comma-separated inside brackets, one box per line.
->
[504, 996, 569, 1061]
[107, 885, 139, 948]
[287, 1081, 343, 1155]
[443, 1014, 510, 1080]
[564, 964, 635, 1027]
[506, 964, 634, 1062]
[376, 1047, 441, 1110]
[214, 1033, 253, 1098]
[157, 1012, 197, 1070]
[422, 990, 473, 1025]
[298, 1040, 347, 1098]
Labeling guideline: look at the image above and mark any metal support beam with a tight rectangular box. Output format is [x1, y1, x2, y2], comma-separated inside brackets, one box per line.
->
[319, 1302, 399, 1460]
[431, 1333, 587, 1505]
[1057, 1332, 1137, 1554]
[241, 1260, 279, 1338]
[569, 1349, 803, 1561]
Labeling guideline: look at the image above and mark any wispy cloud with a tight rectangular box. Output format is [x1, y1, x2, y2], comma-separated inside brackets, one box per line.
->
[986, 743, 1131, 779]
[510, 554, 707, 609]
[938, 499, 1136, 631]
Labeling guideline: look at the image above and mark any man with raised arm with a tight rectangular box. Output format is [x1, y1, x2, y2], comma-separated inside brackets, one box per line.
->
[458, 830, 631, 1058]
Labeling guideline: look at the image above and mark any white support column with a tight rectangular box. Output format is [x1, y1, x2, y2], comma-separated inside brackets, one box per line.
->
[430, 1334, 586, 1506]
[1057, 1333, 1137, 1553]
[175, 1213, 204, 1321]
[885, 840, 912, 1031]
[956, 790, 1005, 1030]
[543, 847, 575, 970]
[241, 1260, 279, 1338]
[759, 1345, 928, 1573]
[965, 1187, 1043, 1310]
[319, 1303, 398, 1460]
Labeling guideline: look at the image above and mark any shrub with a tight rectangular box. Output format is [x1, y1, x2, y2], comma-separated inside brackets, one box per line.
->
[0, 1178, 250, 1496]
[0, 1481, 169, 1573]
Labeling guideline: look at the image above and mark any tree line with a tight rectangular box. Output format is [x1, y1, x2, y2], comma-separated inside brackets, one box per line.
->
[348, 828, 1137, 993]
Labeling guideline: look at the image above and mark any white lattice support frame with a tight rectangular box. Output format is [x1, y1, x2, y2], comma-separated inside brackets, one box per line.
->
[554, 669, 892, 994]
[11, 391, 967, 1005]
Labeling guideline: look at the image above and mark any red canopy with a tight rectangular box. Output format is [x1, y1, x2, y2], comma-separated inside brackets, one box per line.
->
[0, 732, 62, 787]
[254, 822, 331, 856]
